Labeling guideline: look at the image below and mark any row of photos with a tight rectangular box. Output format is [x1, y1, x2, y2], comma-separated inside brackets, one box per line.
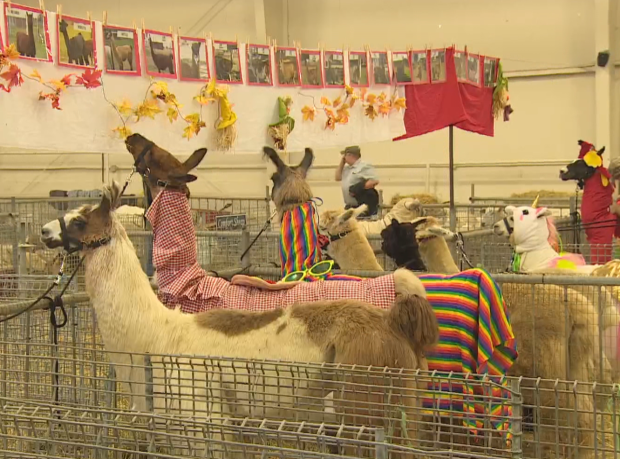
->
[0, 2, 500, 88]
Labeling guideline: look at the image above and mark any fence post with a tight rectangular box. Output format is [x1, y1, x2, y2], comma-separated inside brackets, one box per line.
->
[264, 185, 271, 230]
[144, 354, 154, 412]
[374, 427, 387, 459]
[241, 229, 251, 269]
[10, 197, 18, 272]
[510, 378, 523, 459]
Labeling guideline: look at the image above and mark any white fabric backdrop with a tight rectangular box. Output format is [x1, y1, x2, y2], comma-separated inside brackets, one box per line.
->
[0, 11, 405, 155]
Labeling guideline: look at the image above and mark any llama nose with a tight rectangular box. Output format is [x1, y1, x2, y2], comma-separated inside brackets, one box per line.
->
[41, 227, 51, 238]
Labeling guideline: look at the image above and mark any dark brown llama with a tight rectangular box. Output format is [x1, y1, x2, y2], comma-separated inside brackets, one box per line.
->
[149, 37, 174, 74]
[16, 13, 36, 58]
[59, 20, 85, 65]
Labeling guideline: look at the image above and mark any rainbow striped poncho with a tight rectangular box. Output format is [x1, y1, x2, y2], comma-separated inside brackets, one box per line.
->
[419, 269, 517, 441]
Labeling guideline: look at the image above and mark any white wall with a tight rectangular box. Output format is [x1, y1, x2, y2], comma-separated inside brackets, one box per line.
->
[0, 0, 609, 207]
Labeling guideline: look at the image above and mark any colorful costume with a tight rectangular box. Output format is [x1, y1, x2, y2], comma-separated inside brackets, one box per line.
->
[577, 141, 620, 264]
[146, 189, 518, 440]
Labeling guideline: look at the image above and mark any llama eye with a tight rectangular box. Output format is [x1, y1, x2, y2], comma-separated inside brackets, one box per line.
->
[522, 210, 529, 215]
[73, 219, 86, 229]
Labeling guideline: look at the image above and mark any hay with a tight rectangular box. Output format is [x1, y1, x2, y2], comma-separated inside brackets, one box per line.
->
[510, 190, 578, 199]
[389, 193, 440, 206]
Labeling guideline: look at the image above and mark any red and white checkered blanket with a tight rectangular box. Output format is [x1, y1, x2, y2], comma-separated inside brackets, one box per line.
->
[145, 190, 396, 313]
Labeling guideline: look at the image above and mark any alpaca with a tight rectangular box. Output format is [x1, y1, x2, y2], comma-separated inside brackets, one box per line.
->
[380, 219, 426, 271]
[104, 45, 114, 70]
[16, 13, 36, 58]
[40, 182, 438, 451]
[109, 32, 133, 71]
[356, 197, 424, 236]
[82, 39, 93, 65]
[319, 205, 383, 271]
[59, 20, 85, 65]
[180, 41, 201, 78]
[148, 37, 174, 74]
[413, 214, 612, 459]
[412, 216, 460, 274]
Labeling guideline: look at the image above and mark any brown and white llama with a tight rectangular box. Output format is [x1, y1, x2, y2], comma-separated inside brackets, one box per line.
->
[356, 197, 425, 237]
[40, 180, 438, 454]
[109, 32, 133, 71]
[16, 13, 36, 58]
[320, 205, 383, 271]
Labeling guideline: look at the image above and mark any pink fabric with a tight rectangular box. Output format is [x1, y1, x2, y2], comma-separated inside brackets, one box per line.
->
[145, 189, 397, 313]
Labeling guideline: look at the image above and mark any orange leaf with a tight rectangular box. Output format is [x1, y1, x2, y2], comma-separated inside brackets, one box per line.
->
[349, 95, 358, 108]
[112, 126, 132, 139]
[393, 97, 407, 111]
[360, 88, 367, 100]
[332, 96, 342, 107]
[320, 96, 332, 107]
[0, 64, 23, 91]
[301, 105, 316, 121]
[336, 106, 350, 121]
[60, 74, 73, 87]
[3, 44, 20, 61]
[364, 104, 378, 120]
[74, 69, 102, 89]
[337, 114, 349, 125]
[366, 93, 377, 105]
[345, 84, 354, 95]
[377, 92, 387, 103]
[325, 117, 336, 131]
[134, 99, 162, 121]
[378, 101, 391, 116]
[29, 69, 43, 82]
[49, 80, 67, 92]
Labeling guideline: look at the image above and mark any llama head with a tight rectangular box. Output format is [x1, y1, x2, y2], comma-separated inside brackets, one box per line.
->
[125, 133, 207, 197]
[560, 141, 606, 186]
[320, 205, 367, 235]
[41, 182, 123, 252]
[264, 146, 314, 212]
[413, 217, 456, 243]
[59, 19, 68, 33]
[500, 205, 554, 250]
[390, 198, 424, 221]
[380, 218, 425, 260]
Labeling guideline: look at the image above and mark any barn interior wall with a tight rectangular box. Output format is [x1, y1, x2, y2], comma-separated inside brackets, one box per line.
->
[0, 0, 608, 206]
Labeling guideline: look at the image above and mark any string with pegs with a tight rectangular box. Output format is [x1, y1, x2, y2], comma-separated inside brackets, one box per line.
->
[56, 4, 61, 20]
[86, 11, 91, 22]
[102, 10, 107, 26]
[39, 0, 44, 11]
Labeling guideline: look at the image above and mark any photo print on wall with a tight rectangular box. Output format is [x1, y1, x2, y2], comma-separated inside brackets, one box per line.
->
[484, 56, 498, 87]
[348, 51, 368, 87]
[411, 50, 428, 84]
[323, 51, 344, 87]
[275, 47, 300, 86]
[247, 44, 272, 85]
[178, 36, 209, 81]
[4, 3, 51, 61]
[370, 51, 390, 85]
[213, 40, 242, 83]
[103, 26, 140, 76]
[454, 50, 467, 82]
[143, 30, 176, 78]
[392, 51, 412, 84]
[57, 15, 95, 68]
[300, 49, 323, 88]
[467, 54, 481, 86]
[430, 49, 446, 83]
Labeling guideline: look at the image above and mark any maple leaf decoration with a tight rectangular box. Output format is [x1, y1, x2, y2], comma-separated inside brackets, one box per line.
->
[301, 105, 316, 121]
[3, 44, 20, 61]
[365, 104, 378, 120]
[393, 97, 407, 111]
[75, 69, 102, 89]
[193, 93, 214, 105]
[167, 107, 179, 123]
[320, 96, 332, 107]
[39, 91, 62, 110]
[336, 104, 350, 124]
[332, 96, 342, 107]
[366, 93, 377, 105]
[116, 99, 134, 116]
[29, 69, 43, 83]
[378, 101, 391, 116]
[134, 99, 163, 121]
[0, 64, 23, 92]
[182, 113, 206, 140]
[112, 126, 132, 139]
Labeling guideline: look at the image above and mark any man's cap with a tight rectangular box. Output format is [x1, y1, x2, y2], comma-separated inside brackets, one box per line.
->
[341, 145, 361, 156]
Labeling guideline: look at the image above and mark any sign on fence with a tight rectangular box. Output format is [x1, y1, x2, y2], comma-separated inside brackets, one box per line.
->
[215, 214, 247, 231]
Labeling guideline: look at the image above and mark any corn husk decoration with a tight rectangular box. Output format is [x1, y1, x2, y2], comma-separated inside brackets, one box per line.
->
[492, 62, 513, 121]
[205, 78, 237, 150]
[268, 96, 295, 151]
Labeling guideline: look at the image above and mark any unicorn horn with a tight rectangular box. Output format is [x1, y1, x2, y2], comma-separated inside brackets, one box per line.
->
[532, 194, 540, 208]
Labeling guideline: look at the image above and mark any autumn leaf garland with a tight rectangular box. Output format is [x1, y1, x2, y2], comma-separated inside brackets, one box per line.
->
[301, 85, 405, 129]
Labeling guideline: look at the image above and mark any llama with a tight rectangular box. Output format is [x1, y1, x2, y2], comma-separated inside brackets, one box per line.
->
[356, 197, 425, 236]
[40, 181, 438, 451]
[16, 13, 36, 58]
[380, 219, 426, 271]
[404, 215, 611, 458]
[148, 37, 174, 74]
[82, 39, 93, 65]
[109, 32, 133, 71]
[560, 140, 620, 264]
[319, 205, 383, 271]
[104, 45, 114, 70]
[180, 42, 201, 78]
[58, 20, 86, 65]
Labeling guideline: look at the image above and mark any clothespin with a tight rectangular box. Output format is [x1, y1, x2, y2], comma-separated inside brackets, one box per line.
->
[274, 38, 278, 49]
[39, 0, 44, 11]
[56, 4, 61, 20]
[266, 35, 271, 46]
[86, 11, 91, 22]
[169, 26, 173, 35]
[235, 34, 238, 45]
[141, 19, 145, 31]
[102, 10, 107, 26]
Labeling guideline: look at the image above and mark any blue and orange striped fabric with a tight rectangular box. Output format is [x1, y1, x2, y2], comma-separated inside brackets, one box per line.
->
[419, 269, 517, 440]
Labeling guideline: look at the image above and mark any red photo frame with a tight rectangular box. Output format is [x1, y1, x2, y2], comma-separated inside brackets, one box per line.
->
[275, 46, 300, 86]
[143, 29, 177, 79]
[454, 50, 467, 83]
[347, 50, 369, 88]
[410, 50, 430, 85]
[370, 51, 391, 85]
[177, 36, 209, 82]
[102, 25, 141, 76]
[466, 53, 482, 87]
[56, 15, 96, 69]
[4, 3, 52, 62]
[429, 49, 447, 84]
[483, 56, 500, 88]
[246, 44, 273, 86]
[300, 49, 323, 88]
[391, 51, 413, 85]
[323, 51, 345, 88]
[213, 40, 243, 84]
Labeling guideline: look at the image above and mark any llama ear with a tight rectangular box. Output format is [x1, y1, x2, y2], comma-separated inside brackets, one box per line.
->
[404, 198, 421, 211]
[505, 205, 516, 215]
[338, 208, 356, 224]
[263, 146, 287, 171]
[99, 181, 121, 214]
[391, 218, 399, 226]
[536, 207, 552, 218]
[297, 148, 314, 177]
[183, 148, 207, 172]
[168, 169, 198, 183]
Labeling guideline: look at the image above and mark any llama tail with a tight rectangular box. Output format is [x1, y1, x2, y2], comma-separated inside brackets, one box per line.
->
[390, 268, 439, 350]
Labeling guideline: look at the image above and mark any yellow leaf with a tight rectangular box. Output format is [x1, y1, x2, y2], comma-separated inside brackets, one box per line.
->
[150, 80, 169, 97]
[49, 80, 66, 92]
[393, 97, 407, 111]
[366, 93, 377, 105]
[378, 101, 391, 116]
[332, 96, 342, 107]
[364, 104, 378, 120]
[336, 106, 350, 120]
[349, 94, 358, 108]
[337, 114, 349, 125]
[301, 105, 316, 121]
[377, 92, 387, 103]
[194, 93, 215, 105]
[134, 99, 162, 121]
[345, 84, 354, 95]
[112, 126, 132, 139]
[320, 96, 332, 107]
[116, 99, 134, 116]
[3, 44, 20, 60]
[167, 107, 179, 123]
[184, 113, 201, 124]
[29, 69, 43, 82]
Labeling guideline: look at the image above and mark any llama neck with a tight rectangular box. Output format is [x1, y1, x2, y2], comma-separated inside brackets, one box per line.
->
[27, 17, 34, 36]
[279, 202, 321, 277]
[328, 229, 381, 270]
[60, 29, 71, 50]
[83, 220, 178, 353]
[149, 41, 157, 60]
[111, 37, 121, 60]
[419, 238, 459, 274]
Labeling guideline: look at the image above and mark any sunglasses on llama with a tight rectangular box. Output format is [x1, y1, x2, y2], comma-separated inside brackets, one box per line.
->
[282, 260, 334, 282]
